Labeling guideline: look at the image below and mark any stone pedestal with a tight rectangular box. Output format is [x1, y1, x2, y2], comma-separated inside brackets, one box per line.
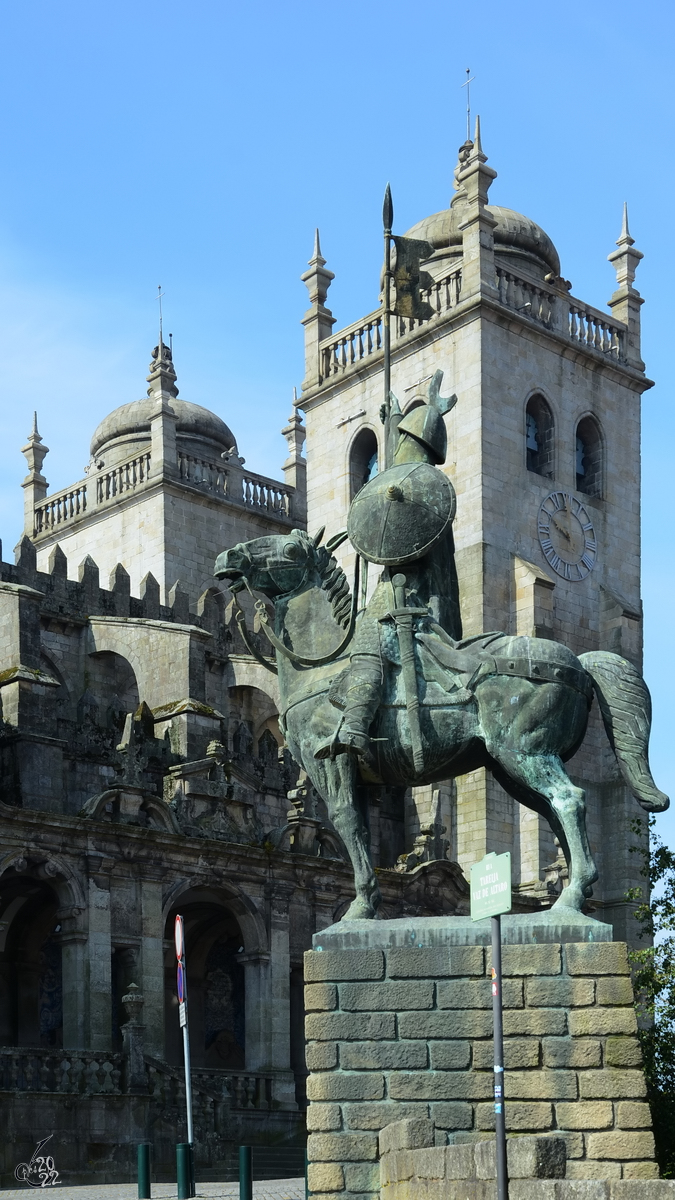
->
[304, 916, 659, 1200]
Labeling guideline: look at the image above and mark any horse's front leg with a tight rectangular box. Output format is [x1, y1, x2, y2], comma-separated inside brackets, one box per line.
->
[310, 755, 382, 920]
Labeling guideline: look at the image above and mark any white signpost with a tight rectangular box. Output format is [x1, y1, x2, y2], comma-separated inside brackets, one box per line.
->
[471, 852, 511, 1200]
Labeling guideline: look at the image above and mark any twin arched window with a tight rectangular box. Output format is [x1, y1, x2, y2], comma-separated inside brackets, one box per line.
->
[526, 396, 603, 498]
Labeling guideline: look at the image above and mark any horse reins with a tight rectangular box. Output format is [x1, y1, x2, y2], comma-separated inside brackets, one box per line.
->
[232, 553, 361, 671]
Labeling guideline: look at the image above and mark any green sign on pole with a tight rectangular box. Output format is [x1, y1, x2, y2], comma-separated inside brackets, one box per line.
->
[470, 852, 512, 921]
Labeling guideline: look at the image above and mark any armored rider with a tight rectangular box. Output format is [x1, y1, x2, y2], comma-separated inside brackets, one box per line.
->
[316, 382, 478, 763]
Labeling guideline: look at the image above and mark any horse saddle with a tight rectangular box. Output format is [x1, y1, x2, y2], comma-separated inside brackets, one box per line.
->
[327, 623, 505, 711]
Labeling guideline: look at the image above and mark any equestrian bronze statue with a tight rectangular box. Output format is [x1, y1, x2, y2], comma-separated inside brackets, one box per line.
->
[214, 374, 668, 920]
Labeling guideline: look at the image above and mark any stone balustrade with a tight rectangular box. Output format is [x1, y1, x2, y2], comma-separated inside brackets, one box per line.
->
[0, 1045, 273, 1112]
[178, 449, 228, 495]
[568, 301, 625, 359]
[34, 481, 88, 534]
[240, 472, 292, 518]
[319, 267, 463, 384]
[0, 1047, 122, 1094]
[95, 450, 152, 505]
[494, 266, 627, 363]
[32, 448, 294, 540]
[146, 1055, 273, 1110]
[496, 267, 556, 328]
[316, 262, 630, 396]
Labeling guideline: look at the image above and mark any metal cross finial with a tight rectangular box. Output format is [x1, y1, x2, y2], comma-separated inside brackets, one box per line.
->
[461, 68, 475, 142]
[157, 284, 165, 344]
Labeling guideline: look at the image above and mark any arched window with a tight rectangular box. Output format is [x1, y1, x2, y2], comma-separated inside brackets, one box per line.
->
[525, 394, 554, 478]
[575, 416, 603, 498]
[349, 428, 379, 499]
[257, 728, 279, 765]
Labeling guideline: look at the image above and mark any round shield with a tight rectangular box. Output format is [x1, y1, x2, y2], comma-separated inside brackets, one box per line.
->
[177, 961, 185, 1003]
[348, 461, 456, 566]
[174, 914, 184, 961]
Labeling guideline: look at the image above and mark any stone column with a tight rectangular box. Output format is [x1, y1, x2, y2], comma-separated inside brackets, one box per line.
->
[267, 883, 298, 1109]
[139, 874, 165, 1059]
[86, 856, 113, 1052]
[238, 950, 270, 1071]
[121, 983, 147, 1093]
[60, 902, 87, 1049]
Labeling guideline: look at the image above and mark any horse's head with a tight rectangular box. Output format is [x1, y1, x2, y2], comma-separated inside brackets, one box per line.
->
[214, 529, 318, 600]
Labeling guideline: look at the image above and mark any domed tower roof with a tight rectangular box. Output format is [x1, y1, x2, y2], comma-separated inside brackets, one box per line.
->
[90, 396, 238, 459]
[405, 204, 560, 278]
[404, 135, 561, 280]
[90, 340, 238, 464]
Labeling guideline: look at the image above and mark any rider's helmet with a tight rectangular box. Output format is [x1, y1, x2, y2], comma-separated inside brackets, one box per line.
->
[397, 404, 447, 465]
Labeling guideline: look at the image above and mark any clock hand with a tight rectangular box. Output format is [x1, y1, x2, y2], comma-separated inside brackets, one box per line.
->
[551, 516, 571, 542]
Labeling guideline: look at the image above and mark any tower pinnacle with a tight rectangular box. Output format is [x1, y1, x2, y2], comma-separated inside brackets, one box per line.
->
[608, 202, 644, 370]
[21, 412, 50, 536]
[146, 335, 179, 403]
[301, 228, 336, 393]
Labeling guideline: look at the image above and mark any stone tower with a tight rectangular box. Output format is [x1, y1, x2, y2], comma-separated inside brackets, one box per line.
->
[24, 337, 306, 607]
[297, 122, 652, 940]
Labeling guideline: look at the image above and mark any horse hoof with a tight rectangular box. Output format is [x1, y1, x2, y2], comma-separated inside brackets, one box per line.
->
[342, 898, 378, 920]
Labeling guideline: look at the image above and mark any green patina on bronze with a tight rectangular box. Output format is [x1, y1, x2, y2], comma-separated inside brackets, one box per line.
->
[214, 373, 668, 921]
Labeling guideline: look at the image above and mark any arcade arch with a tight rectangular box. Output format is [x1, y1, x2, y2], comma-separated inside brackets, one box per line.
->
[163, 884, 267, 1070]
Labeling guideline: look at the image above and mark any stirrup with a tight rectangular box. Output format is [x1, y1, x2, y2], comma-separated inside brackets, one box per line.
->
[314, 727, 370, 761]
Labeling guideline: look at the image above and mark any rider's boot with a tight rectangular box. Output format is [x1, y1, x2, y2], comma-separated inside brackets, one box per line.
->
[315, 656, 381, 761]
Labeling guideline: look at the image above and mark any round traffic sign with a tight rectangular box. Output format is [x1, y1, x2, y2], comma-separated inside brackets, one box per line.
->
[174, 914, 184, 961]
[177, 961, 185, 1004]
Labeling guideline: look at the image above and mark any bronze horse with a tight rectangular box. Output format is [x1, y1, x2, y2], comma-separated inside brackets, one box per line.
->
[215, 528, 668, 920]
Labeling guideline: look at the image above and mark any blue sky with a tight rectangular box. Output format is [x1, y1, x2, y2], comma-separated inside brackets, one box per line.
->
[0, 0, 673, 849]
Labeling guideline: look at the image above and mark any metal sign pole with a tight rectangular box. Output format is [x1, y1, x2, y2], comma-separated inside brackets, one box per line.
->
[175, 915, 195, 1199]
[470, 852, 511, 1200]
[491, 914, 508, 1200]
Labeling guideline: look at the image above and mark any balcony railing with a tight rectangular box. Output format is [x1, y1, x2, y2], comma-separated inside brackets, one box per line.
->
[0, 1047, 122, 1094]
[319, 266, 463, 383]
[33, 446, 293, 539]
[0, 1045, 274, 1111]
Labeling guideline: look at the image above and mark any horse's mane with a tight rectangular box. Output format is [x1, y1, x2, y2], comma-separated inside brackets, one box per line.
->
[313, 545, 352, 629]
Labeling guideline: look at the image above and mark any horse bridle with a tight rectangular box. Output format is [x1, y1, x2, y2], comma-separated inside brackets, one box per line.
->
[231, 553, 361, 673]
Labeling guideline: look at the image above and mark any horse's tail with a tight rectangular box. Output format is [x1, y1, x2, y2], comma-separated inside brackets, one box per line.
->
[578, 650, 669, 812]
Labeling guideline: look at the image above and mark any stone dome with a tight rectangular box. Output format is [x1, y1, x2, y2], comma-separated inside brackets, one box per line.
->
[405, 203, 561, 278]
[90, 397, 238, 460]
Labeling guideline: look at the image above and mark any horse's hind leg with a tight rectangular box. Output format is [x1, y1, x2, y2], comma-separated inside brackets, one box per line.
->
[307, 755, 382, 920]
[490, 751, 598, 912]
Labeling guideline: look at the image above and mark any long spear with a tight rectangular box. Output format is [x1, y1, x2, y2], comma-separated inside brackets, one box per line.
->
[382, 183, 394, 470]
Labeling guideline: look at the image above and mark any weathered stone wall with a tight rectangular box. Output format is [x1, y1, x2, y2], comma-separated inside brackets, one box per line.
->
[304, 938, 657, 1200]
[378, 1119, 671, 1200]
[33, 479, 299, 608]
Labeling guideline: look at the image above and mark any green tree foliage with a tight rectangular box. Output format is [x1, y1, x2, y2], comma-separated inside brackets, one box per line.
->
[626, 816, 675, 1177]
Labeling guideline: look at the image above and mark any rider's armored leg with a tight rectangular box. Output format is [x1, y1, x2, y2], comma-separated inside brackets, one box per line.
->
[315, 652, 382, 760]
[336, 653, 382, 755]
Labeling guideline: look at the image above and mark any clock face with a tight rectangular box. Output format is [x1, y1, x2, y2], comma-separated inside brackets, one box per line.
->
[538, 491, 597, 581]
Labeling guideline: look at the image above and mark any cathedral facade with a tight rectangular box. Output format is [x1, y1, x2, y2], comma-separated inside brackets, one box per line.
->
[0, 127, 652, 1183]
